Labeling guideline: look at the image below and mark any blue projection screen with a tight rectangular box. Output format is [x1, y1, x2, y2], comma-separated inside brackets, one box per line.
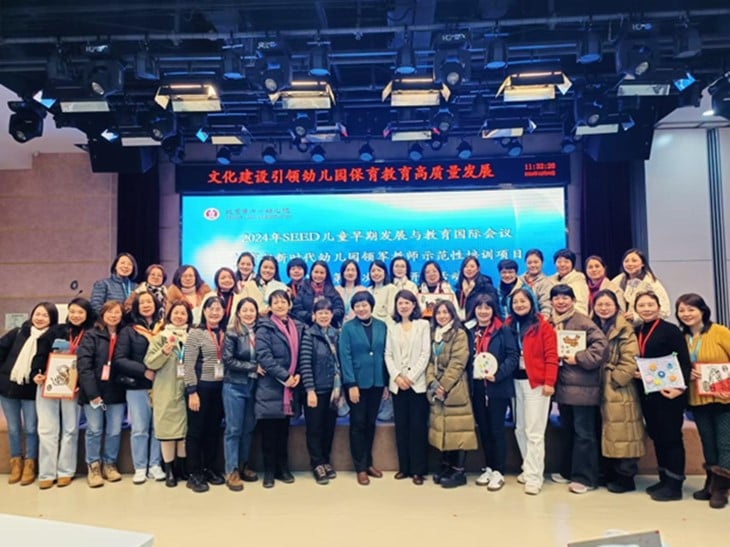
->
[181, 187, 566, 286]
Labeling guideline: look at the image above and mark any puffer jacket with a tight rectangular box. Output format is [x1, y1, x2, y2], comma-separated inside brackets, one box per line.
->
[298, 324, 339, 394]
[599, 315, 645, 458]
[76, 327, 127, 405]
[291, 281, 346, 328]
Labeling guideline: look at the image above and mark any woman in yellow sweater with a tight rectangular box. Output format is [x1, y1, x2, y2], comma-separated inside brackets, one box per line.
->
[676, 293, 730, 509]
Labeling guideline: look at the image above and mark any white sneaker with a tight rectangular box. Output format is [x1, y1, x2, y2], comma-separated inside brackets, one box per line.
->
[132, 469, 147, 484]
[524, 483, 541, 495]
[475, 467, 493, 486]
[516, 473, 526, 484]
[568, 481, 595, 494]
[550, 473, 570, 484]
[147, 465, 166, 481]
[487, 470, 505, 491]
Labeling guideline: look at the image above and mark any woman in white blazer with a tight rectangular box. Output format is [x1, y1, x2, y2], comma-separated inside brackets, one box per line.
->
[384, 289, 431, 485]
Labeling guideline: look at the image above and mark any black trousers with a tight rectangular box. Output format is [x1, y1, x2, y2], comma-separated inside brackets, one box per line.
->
[640, 392, 686, 477]
[346, 387, 382, 472]
[304, 390, 337, 468]
[472, 381, 509, 473]
[557, 404, 599, 487]
[392, 389, 429, 476]
[186, 383, 223, 475]
[259, 418, 290, 473]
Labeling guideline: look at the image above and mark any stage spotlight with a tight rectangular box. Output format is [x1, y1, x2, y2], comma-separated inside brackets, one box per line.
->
[457, 141, 472, 159]
[216, 147, 232, 165]
[502, 137, 523, 157]
[433, 30, 471, 89]
[222, 49, 245, 80]
[295, 140, 310, 153]
[291, 112, 313, 138]
[85, 60, 124, 97]
[359, 143, 374, 162]
[429, 135, 444, 151]
[162, 133, 185, 164]
[262, 146, 278, 164]
[560, 136, 577, 154]
[409, 143, 423, 161]
[8, 101, 45, 143]
[135, 49, 159, 80]
[432, 109, 454, 134]
[309, 44, 330, 77]
[674, 25, 701, 59]
[395, 43, 417, 75]
[148, 112, 176, 142]
[577, 29, 602, 64]
[708, 73, 730, 120]
[310, 145, 326, 163]
[484, 38, 507, 70]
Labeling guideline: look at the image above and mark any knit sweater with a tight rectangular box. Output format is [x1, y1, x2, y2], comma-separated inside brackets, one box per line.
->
[685, 323, 730, 407]
[183, 326, 224, 393]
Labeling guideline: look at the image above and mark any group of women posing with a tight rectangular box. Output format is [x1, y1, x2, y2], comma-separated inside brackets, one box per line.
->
[1, 247, 728, 510]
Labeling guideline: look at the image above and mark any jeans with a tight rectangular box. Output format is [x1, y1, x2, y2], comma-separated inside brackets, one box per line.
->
[557, 404, 599, 487]
[126, 389, 161, 470]
[36, 390, 79, 480]
[0, 395, 38, 459]
[84, 403, 125, 465]
[222, 382, 256, 474]
[513, 379, 552, 487]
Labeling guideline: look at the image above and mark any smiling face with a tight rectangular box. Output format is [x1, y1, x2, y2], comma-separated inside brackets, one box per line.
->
[353, 300, 372, 320]
[310, 264, 327, 284]
[369, 264, 385, 285]
[392, 259, 407, 279]
[203, 301, 224, 326]
[434, 304, 453, 327]
[31, 306, 51, 329]
[138, 293, 157, 320]
[499, 268, 517, 284]
[635, 295, 660, 322]
[237, 301, 258, 327]
[103, 305, 123, 328]
[217, 270, 235, 291]
[424, 263, 441, 286]
[180, 267, 196, 289]
[555, 257, 573, 277]
[269, 295, 291, 319]
[623, 252, 644, 278]
[314, 307, 333, 329]
[343, 262, 358, 284]
[289, 265, 305, 283]
[525, 254, 543, 276]
[238, 255, 254, 279]
[259, 260, 276, 282]
[147, 267, 164, 287]
[474, 303, 494, 326]
[396, 296, 415, 321]
[169, 304, 190, 327]
[585, 259, 605, 282]
[67, 303, 87, 327]
[115, 256, 134, 278]
[593, 295, 617, 320]
[511, 292, 532, 317]
[677, 303, 703, 331]
[462, 258, 479, 280]
[551, 294, 574, 314]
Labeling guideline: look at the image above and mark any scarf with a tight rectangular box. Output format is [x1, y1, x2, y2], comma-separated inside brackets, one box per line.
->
[475, 317, 503, 353]
[587, 277, 604, 309]
[180, 286, 198, 307]
[270, 315, 299, 416]
[459, 278, 475, 308]
[311, 280, 325, 298]
[132, 320, 165, 342]
[433, 320, 454, 343]
[550, 307, 576, 331]
[10, 326, 48, 385]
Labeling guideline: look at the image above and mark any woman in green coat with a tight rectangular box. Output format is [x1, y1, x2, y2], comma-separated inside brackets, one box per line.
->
[426, 299, 477, 488]
[145, 300, 193, 487]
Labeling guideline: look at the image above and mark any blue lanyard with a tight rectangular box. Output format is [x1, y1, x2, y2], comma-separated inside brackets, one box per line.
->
[174, 343, 185, 363]
[432, 341, 444, 357]
[687, 334, 702, 363]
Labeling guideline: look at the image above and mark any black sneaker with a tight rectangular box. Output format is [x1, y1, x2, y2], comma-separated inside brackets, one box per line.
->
[186, 473, 209, 493]
[275, 469, 295, 484]
[204, 469, 225, 486]
[263, 472, 275, 489]
[313, 465, 329, 485]
[440, 470, 466, 489]
[324, 463, 337, 479]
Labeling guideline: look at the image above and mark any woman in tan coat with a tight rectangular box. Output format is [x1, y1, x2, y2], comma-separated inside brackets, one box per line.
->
[427, 299, 477, 488]
[593, 290, 645, 493]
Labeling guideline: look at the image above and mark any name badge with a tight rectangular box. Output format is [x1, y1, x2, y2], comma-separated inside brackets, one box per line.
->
[214, 360, 224, 380]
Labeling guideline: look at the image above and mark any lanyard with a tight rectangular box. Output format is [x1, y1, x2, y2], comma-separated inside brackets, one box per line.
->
[638, 319, 660, 357]
[207, 327, 223, 361]
[174, 342, 185, 363]
[432, 340, 444, 357]
[475, 326, 492, 354]
[687, 333, 702, 363]
[107, 333, 117, 364]
[68, 329, 85, 354]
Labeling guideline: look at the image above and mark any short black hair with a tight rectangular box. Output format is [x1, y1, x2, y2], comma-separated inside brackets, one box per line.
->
[550, 283, 575, 300]
[497, 259, 519, 272]
[351, 290, 375, 310]
[552, 248, 576, 268]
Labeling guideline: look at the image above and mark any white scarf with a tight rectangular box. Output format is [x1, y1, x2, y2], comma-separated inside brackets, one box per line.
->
[433, 320, 454, 343]
[10, 326, 48, 385]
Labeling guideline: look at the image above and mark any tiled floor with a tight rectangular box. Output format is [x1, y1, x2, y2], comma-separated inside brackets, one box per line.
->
[0, 473, 724, 546]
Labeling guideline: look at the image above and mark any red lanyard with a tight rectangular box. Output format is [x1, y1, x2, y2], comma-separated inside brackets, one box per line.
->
[68, 329, 85, 354]
[638, 319, 660, 357]
[475, 321, 499, 353]
[207, 327, 223, 361]
[107, 333, 117, 364]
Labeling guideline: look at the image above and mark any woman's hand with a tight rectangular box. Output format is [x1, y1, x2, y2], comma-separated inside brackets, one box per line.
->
[484, 374, 496, 382]
[33, 373, 46, 385]
[256, 365, 266, 376]
[162, 340, 175, 356]
[690, 367, 701, 381]
[435, 385, 446, 400]
[349, 386, 360, 404]
[307, 391, 317, 408]
[660, 388, 684, 400]
[395, 375, 411, 390]
[143, 370, 155, 381]
[623, 311, 635, 323]
[285, 374, 300, 388]
[562, 355, 577, 366]
[633, 369, 642, 379]
[188, 392, 201, 412]
[382, 387, 390, 400]
[542, 385, 555, 397]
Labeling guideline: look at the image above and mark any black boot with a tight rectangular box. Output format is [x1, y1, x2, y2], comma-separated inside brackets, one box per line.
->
[607, 474, 636, 494]
[650, 475, 683, 502]
[163, 461, 177, 488]
[440, 451, 467, 489]
[645, 469, 666, 494]
[692, 468, 713, 501]
[174, 457, 189, 481]
[433, 459, 452, 485]
[186, 473, 209, 493]
[709, 467, 730, 509]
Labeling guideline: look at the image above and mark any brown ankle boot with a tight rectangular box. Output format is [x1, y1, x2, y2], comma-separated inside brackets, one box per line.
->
[8, 457, 23, 484]
[20, 459, 36, 486]
[709, 467, 730, 509]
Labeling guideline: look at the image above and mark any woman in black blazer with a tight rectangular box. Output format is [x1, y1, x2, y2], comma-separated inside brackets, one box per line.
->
[291, 260, 345, 328]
